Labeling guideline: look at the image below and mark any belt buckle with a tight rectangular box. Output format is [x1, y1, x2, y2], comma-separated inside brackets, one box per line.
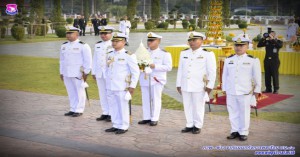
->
[268, 57, 272, 59]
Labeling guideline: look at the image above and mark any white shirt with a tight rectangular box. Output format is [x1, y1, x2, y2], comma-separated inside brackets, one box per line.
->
[92, 40, 113, 78]
[286, 23, 299, 40]
[176, 47, 216, 92]
[139, 48, 172, 86]
[60, 39, 92, 77]
[106, 48, 140, 91]
[119, 20, 131, 35]
[222, 53, 262, 95]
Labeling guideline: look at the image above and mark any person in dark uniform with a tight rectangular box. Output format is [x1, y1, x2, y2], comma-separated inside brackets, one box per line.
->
[257, 31, 283, 94]
[91, 15, 100, 36]
[79, 16, 87, 36]
[73, 15, 80, 28]
[100, 15, 108, 26]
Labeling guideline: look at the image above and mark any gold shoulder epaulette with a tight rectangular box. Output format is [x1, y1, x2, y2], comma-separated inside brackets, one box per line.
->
[247, 54, 256, 58]
[125, 51, 133, 55]
[227, 54, 235, 58]
[182, 48, 189, 51]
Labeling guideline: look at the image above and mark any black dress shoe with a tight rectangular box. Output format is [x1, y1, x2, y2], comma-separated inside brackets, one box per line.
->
[227, 132, 240, 139]
[64, 111, 74, 116]
[72, 113, 83, 117]
[239, 135, 248, 141]
[181, 127, 193, 133]
[262, 90, 272, 93]
[96, 115, 108, 121]
[192, 127, 201, 134]
[138, 120, 151, 124]
[149, 121, 158, 126]
[273, 90, 278, 94]
[105, 127, 118, 132]
[115, 129, 128, 134]
[105, 115, 111, 122]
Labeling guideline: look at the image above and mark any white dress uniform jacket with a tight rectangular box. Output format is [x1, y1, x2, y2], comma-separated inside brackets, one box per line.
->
[222, 53, 261, 95]
[106, 49, 139, 91]
[176, 48, 216, 92]
[286, 23, 299, 40]
[119, 20, 131, 41]
[92, 40, 113, 115]
[222, 53, 262, 136]
[176, 47, 216, 128]
[92, 40, 113, 78]
[59, 39, 92, 113]
[60, 39, 92, 77]
[139, 48, 172, 121]
[106, 48, 140, 130]
[139, 48, 172, 86]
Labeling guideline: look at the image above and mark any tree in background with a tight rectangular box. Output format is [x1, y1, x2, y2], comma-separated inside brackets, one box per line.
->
[127, 0, 137, 20]
[151, 0, 160, 21]
[15, 0, 29, 25]
[95, 0, 111, 15]
[84, 0, 89, 21]
[52, 0, 63, 22]
[223, 0, 230, 27]
[30, 0, 45, 24]
[168, 4, 180, 29]
[110, 6, 127, 22]
[198, 0, 208, 29]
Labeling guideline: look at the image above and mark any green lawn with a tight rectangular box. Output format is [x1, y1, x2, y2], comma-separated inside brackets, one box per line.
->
[0, 55, 298, 123]
[0, 34, 65, 45]
[0, 55, 183, 110]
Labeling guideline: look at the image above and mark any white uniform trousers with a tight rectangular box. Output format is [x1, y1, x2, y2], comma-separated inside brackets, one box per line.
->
[182, 91, 205, 128]
[107, 89, 129, 130]
[96, 77, 109, 115]
[141, 83, 164, 121]
[226, 94, 252, 136]
[63, 77, 86, 113]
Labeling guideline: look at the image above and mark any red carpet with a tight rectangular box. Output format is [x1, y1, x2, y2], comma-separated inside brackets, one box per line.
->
[210, 93, 294, 109]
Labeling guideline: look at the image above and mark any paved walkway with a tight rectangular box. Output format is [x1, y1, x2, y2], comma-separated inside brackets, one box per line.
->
[0, 25, 289, 58]
[0, 89, 299, 156]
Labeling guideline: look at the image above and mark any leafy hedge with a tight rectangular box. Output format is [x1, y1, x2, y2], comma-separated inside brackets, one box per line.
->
[182, 19, 189, 29]
[55, 26, 66, 38]
[1, 26, 6, 38]
[144, 21, 155, 30]
[11, 25, 25, 41]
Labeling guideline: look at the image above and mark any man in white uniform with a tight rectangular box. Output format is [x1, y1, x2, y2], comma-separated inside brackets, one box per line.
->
[286, 18, 299, 41]
[105, 32, 140, 134]
[60, 26, 92, 117]
[119, 16, 131, 45]
[222, 36, 261, 141]
[138, 32, 172, 126]
[92, 26, 115, 122]
[176, 32, 216, 134]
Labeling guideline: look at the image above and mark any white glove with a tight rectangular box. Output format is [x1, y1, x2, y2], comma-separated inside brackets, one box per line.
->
[144, 66, 152, 74]
[204, 92, 210, 103]
[125, 91, 132, 100]
[81, 82, 89, 88]
[250, 95, 257, 107]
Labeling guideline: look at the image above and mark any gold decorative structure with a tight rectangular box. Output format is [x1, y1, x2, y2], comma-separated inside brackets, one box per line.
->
[211, 47, 233, 103]
[205, 0, 224, 46]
